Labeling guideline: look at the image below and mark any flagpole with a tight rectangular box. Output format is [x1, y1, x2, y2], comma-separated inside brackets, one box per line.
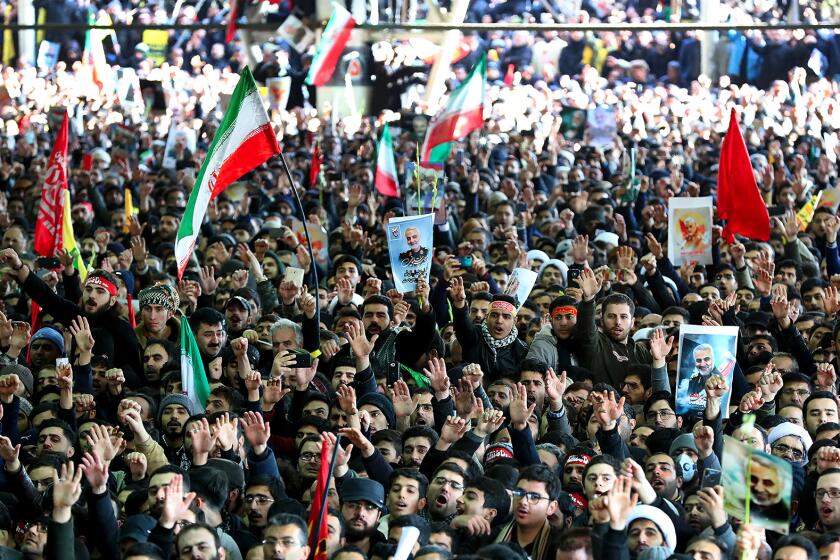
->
[278, 152, 320, 328]
[310, 436, 342, 560]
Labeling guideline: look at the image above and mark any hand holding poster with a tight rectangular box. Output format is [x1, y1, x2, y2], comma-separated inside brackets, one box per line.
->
[505, 268, 538, 310]
[405, 161, 445, 214]
[722, 435, 792, 534]
[668, 197, 713, 266]
[587, 106, 617, 149]
[387, 214, 434, 293]
[675, 324, 738, 417]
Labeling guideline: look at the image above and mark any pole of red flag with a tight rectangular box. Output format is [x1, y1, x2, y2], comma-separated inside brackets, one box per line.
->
[309, 437, 341, 560]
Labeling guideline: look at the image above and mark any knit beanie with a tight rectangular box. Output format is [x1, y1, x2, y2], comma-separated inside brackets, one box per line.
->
[357, 392, 396, 429]
[0, 364, 33, 396]
[668, 433, 699, 456]
[139, 283, 180, 313]
[31, 327, 64, 355]
[157, 394, 197, 425]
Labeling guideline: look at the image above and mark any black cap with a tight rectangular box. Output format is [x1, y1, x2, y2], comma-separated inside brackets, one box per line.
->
[340, 478, 386, 510]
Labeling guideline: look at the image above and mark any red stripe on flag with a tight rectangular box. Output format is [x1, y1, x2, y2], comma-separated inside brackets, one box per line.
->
[311, 22, 355, 86]
[225, 0, 239, 43]
[310, 145, 321, 187]
[209, 123, 281, 199]
[422, 106, 484, 160]
[375, 168, 399, 197]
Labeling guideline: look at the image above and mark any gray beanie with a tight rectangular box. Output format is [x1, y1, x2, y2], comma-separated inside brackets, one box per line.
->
[668, 433, 698, 457]
[18, 396, 33, 418]
[157, 394, 197, 425]
[357, 392, 396, 429]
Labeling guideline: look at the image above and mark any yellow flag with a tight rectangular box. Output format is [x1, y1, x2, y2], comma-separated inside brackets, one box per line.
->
[62, 191, 88, 281]
[123, 189, 136, 234]
[797, 190, 823, 232]
[2, 5, 14, 66]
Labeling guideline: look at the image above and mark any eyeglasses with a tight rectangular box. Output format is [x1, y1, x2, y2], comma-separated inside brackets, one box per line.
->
[512, 490, 551, 504]
[816, 488, 840, 500]
[432, 477, 464, 490]
[244, 495, 275, 506]
[771, 443, 804, 460]
[262, 537, 301, 548]
[299, 452, 321, 463]
[645, 410, 676, 421]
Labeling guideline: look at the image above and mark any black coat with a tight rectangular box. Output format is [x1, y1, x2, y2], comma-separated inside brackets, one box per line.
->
[452, 304, 528, 383]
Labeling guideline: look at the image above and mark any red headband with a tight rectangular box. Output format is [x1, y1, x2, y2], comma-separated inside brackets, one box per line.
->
[551, 306, 578, 318]
[565, 454, 591, 467]
[86, 276, 118, 296]
[490, 300, 516, 314]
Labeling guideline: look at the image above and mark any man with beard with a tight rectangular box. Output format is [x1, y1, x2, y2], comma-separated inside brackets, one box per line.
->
[527, 295, 578, 372]
[339, 478, 387, 555]
[262, 513, 311, 560]
[401, 426, 438, 469]
[450, 281, 528, 383]
[643, 453, 685, 507]
[244, 475, 287, 539]
[174, 523, 225, 560]
[35, 419, 76, 459]
[426, 464, 468, 523]
[142, 340, 177, 383]
[27, 327, 64, 374]
[1, 248, 142, 382]
[350, 294, 406, 379]
[468, 292, 493, 325]
[224, 296, 251, 338]
[135, 283, 181, 348]
[410, 389, 435, 427]
[145, 465, 190, 520]
[575, 268, 652, 387]
[137, 394, 197, 470]
[190, 307, 228, 366]
[561, 452, 591, 495]
[680, 344, 722, 409]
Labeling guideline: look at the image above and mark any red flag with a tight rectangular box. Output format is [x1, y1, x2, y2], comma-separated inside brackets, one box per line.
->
[307, 442, 330, 560]
[504, 64, 515, 87]
[717, 107, 769, 243]
[309, 145, 322, 188]
[34, 112, 69, 256]
[226, 0, 240, 43]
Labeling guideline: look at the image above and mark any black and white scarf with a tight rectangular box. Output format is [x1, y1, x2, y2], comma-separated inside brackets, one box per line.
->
[480, 322, 519, 362]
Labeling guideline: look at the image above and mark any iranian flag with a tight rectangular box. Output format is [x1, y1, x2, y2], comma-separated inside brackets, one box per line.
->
[175, 66, 280, 278]
[421, 54, 487, 163]
[34, 111, 69, 256]
[305, 3, 356, 87]
[375, 124, 398, 197]
[180, 317, 210, 412]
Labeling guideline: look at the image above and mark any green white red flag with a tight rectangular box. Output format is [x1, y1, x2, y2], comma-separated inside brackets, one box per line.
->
[305, 3, 356, 87]
[180, 317, 210, 412]
[375, 124, 399, 197]
[421, 54, 487, 163]
[175, 66, 280, 278]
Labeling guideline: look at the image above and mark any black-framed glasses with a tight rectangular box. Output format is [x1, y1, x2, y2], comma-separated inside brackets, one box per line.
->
[512, 490, 551, 504]
[771, 443, 804, 460]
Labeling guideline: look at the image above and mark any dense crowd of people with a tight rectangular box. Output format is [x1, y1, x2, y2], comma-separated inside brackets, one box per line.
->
[2, 1, 840, 560]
